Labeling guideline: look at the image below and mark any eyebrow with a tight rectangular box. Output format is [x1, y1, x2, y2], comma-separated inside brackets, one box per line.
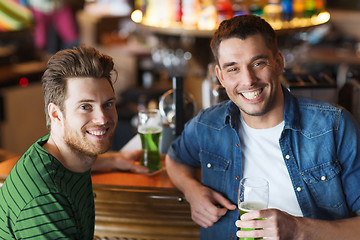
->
[251, 54, 269, 62]
[221, 54, 270, 69]
[77, 97, 116, 104]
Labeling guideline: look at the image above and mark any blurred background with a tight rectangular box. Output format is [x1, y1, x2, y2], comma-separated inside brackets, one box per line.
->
[0, 0, 359, 157]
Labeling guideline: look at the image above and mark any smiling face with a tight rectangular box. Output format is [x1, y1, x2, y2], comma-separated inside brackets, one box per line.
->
[62, 77, 118, 157]
[215, 34, 285, 128]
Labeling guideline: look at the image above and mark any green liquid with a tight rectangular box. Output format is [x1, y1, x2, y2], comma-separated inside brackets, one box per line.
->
[139, 127, 162, 173]
[238, 201, 267, 240]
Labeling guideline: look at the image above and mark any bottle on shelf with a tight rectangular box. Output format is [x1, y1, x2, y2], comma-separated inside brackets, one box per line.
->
[315, 0, 325, 13]
[304, 0, 316, 18]
[263, 0, 282, 23]
[174, 0, 182, 22]
[281, 0, 293, 21]
[232, 0, 249, 17]
[293, 0, 305, 18]
[215, 0, 234, 24]
[182, 0, 202, 28]
[249, 0, 266, 16]
[198, 0, 217, 30]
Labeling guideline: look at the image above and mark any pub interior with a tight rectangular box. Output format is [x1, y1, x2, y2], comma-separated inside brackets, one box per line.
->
[0, 0, 360, 239]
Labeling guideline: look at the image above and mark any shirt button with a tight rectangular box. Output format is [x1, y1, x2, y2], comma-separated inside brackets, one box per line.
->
[285, 154, 290, 160]
[236, 143, 240, 147]
[207, 163, 212, 168]
[321, 176, 326, 181]
[296, 187, 302, 192]
[235, 176, 240, 180]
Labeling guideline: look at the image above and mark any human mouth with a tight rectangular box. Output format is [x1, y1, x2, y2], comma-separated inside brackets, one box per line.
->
[86, 128, 108, 137]
[241, 89, 263, 100]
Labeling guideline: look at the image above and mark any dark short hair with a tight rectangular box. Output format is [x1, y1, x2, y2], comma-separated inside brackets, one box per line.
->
[210, 15, 278, 64]
[41, 45, 116, 129]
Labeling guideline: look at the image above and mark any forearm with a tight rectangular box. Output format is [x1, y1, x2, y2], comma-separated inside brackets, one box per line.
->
[165, 155, 201, 198]
[91, 153, 116, 171]
[296, 215, 360, 240]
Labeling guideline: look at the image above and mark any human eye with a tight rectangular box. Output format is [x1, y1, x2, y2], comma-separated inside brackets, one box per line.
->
[80, 104, 91, 111]
[103, 101, 115, 110]
[226, 66, 239, 73]
[252, 59, 268, 69]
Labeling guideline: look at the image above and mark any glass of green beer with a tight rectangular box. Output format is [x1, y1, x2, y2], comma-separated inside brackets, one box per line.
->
[138, 109, 163, 173]
[238, 177, 269, 240]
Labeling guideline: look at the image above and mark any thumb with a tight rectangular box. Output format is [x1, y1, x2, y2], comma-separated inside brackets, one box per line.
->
[213, 192, 237, 210]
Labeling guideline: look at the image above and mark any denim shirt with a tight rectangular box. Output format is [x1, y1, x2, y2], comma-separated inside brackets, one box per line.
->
[168, 87, 360, 240]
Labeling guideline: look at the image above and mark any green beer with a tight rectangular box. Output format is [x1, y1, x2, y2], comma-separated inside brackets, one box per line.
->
[139, 126, 162, 173]
[238, 201, 267, 240]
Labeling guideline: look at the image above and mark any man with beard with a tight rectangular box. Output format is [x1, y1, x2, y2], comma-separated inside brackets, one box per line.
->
[0, 46, 141, 239]
[166, 15, 360, 240]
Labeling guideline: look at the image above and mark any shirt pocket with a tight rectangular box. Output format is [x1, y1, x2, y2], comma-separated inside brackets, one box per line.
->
[301, 160, 344, 209]
[199, 150, 230, 193]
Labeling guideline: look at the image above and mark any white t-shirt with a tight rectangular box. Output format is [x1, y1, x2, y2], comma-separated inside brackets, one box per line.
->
[239, 116, 303, 217]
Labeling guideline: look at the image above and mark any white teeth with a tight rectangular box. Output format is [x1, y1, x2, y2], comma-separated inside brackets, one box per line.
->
[242, 89, 262, 100]
[88, 130, 106, 136]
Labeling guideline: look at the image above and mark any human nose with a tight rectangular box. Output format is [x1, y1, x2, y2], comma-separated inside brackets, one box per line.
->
[240, 66, 257, 86]
[92, 108, 108, 125]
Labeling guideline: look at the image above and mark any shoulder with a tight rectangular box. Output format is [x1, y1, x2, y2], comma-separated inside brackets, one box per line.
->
[4, 141, 60, 205]
[194, 100, 232, 127]
[290, 96, 358, 136]
[296, 97, 344, 121]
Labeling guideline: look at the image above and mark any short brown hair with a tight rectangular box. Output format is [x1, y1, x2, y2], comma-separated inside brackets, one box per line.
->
[210, 15, 278, 64]
[41, 45, 116, 129]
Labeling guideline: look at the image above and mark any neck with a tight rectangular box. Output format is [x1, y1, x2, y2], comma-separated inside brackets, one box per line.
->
[241, 106, 284, 129]
[43, 135, 96, 173]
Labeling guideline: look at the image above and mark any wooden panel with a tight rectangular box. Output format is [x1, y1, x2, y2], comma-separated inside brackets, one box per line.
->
[93, 184, 200, 240]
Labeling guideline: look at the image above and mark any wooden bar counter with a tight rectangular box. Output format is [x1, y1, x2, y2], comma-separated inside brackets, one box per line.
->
[0, 156, 200, 240]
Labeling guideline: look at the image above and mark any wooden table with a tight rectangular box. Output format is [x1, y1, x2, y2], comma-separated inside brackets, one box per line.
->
[0, 156, 200, 240]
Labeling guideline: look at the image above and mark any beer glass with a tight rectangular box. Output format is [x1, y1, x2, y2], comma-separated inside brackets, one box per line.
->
[238, 177, 269, 240]
[138, 109, 163, 173]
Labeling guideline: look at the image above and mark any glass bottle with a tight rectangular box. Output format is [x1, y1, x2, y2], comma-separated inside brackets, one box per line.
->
[281, 0, 293, 21]
[293, 0, 305, 18]
[304, 0, 316, 18]
[263, 0, 282, 23]
[232, 0, 249, 16]
[249, 0, 266, 16]
[216, 0, 234, 23]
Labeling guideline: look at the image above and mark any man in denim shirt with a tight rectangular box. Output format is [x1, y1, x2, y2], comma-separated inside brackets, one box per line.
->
[166, 15, 360, 240]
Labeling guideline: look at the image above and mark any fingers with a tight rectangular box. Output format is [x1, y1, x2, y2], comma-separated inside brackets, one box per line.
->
[192, 204, 229, 228]
[236, 218, 276, 239]
[129, 163, 149, 174]
[235, 209, 297, 240]
[190, 191, 236, 228]
[213, 192, 237, 211]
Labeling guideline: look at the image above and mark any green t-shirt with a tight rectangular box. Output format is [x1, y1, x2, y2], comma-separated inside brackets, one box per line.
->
[0, 135, 95, 239]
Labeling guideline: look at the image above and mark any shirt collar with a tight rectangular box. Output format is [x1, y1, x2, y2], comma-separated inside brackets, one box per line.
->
[225, 100, 240, 128]
[283, 86, 301, 130]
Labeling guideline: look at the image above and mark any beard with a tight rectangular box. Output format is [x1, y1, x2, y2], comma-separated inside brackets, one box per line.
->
[237, 95, 275, 117]
[63, 122, 114, 158]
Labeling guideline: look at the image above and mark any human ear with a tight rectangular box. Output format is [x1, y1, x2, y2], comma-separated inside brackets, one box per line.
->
[275, 50, 285, 74]
[215, 64, 225, 87]
[47, 103, 64, 126]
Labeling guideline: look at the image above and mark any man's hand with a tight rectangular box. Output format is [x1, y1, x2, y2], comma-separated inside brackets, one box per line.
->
[93, 150, 149, 174]
[186, 184, 237, 228]
[235, 208, 299, 240]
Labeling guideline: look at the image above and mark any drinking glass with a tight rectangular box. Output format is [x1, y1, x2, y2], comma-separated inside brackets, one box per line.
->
[138, 109, 163, 173]
[238, 177, 269, 240]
